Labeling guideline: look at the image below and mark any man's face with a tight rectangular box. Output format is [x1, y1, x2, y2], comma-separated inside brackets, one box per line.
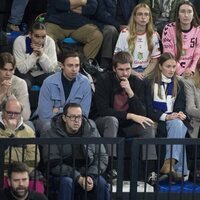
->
[0, 63, 14, 83]
[113, 63, 132, 81]
[62, 107, 82, 134]
[8, 172, 29, 199]
[61, 57, 80, 80]
[30, 29, 46, 47]
[3, 100, 22, 125]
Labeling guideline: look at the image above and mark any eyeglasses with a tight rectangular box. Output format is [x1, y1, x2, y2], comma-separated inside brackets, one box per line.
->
[136, 12, 150, 17]
[66, 115, 82, 121]
[5, 110, 21, 117]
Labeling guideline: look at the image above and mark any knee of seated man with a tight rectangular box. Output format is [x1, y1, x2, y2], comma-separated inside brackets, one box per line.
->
[167, 118, 185, 128]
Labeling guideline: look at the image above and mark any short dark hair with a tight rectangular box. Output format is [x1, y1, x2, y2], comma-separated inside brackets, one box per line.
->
[30, 21, 46, 33]
[59, 50, 81, 65]
[63, 103, 82, 115]
[8, 162, 29, 179]
[112, 51, 132, 69]
[0, 52, 16, 70]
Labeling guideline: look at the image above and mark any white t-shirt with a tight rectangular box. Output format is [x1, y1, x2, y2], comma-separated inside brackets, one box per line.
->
[115, 29, 161, 69]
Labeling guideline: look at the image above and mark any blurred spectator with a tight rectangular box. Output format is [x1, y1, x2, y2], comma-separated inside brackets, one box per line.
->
[93, 0, 138, 70]
[42, 103, 109, 200]
[13, 21, 58, 90]
[162, 1, 200, 78]
[34, 51, 92, 135]
[45, 0, 103, 59]
[0, 52, 31, 121]
[7, 0, 29, 32]
[0, 162, 47, 200]
[184, 58, 200, 138]
[139, 0, 184, 36]
[115, 3, 161, 80]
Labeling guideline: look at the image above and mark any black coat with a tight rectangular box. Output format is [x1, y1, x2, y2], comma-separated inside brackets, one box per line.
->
[145, 78, 190, 137]
[95, 72, 146, 125]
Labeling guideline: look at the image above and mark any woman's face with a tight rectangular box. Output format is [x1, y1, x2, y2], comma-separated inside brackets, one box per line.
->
[134, 7, 150, 27]
[179, 4, 194, 27]
[159, 59, 176, 78]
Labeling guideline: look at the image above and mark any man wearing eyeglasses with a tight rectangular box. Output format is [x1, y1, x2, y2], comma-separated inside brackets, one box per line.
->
[0, 97, 41, 191]
[42, 102, 109, 200]
[35, 50, 92, 136]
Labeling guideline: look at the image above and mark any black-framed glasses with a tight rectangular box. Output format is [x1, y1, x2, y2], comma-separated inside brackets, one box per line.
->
[66, 115, 82, 121]
[5, 110, 21, 117]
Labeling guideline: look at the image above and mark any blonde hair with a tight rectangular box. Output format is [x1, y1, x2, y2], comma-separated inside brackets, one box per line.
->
[127, 3, 154, 56]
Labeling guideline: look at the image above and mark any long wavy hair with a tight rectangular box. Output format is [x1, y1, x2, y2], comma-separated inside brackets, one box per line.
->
[175, 1, 200, 61]
[149, 52, 180, 99]
[127, 3, 154, 56]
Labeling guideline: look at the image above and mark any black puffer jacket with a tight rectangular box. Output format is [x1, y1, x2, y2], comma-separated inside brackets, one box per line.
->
[42, 114, 108, 179]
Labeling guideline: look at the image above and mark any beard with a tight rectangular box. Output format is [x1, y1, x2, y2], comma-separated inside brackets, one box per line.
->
[11, 186, 29, 199]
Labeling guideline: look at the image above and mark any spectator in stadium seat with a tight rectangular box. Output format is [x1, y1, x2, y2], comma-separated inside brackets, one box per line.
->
[162, 0, 200, 79]
[92, 0, 138, 70]
[45, 0, 103, 59]
[139, 0, 184, 36]
[114, 3, 161, 80]
[95, 51, 157, 161]
[0, 52, 31, 121]
[0, 98, 43, 193]
[35, 51, 92, 135]
[145, 52, 189, 179]
[13, 21, 58, 90]
[7, 0, 29, 32]
[0, 162, 47, 200]
[42, 103, 109, 200]
[184, 58, 200, 138]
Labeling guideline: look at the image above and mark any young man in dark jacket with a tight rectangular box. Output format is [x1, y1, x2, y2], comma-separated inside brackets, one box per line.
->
[95, 51, 157, 161]
[42, 103, 109, 200]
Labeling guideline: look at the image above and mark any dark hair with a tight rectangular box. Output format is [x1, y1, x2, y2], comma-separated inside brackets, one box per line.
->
[8, 162, 29, 179]
[149, 52, 179, 98]
[63, 103, 82, 115]
[30, 21, 46, 33]
[175, 1, 200, 60]
[0, 52, 16, 70]
[58, 50, 81, 65]
[112, 51, 132, 69]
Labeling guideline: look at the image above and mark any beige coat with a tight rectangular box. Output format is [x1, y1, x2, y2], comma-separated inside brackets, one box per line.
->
[0, 115, 40, 174]
[184, 78, 200, 138]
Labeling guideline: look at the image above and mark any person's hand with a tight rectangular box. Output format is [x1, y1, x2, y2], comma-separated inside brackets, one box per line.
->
[132, 70, 145, 80]
[3, 118, 18, 131]
[165, 112, 179, 121]
[177, 111, 186, 121]
[0, 80, 11, 98]
[71, 6, 82, 14]
[120, 77, 134, 98]
[182, 69, 193, 79]
[78, 176, 94, 191]
[31, 43, 44, 57]
[127, 113, 154, 129]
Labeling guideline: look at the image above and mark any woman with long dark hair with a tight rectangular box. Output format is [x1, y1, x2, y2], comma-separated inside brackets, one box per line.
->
[162, 1, 200, 78]
[145, 52, 188, 178]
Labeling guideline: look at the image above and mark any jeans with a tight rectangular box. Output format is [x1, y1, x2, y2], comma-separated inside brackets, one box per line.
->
[52, 176, 110, 200]
[166, 119, 188, 175]
[8, 0, 29, 25]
